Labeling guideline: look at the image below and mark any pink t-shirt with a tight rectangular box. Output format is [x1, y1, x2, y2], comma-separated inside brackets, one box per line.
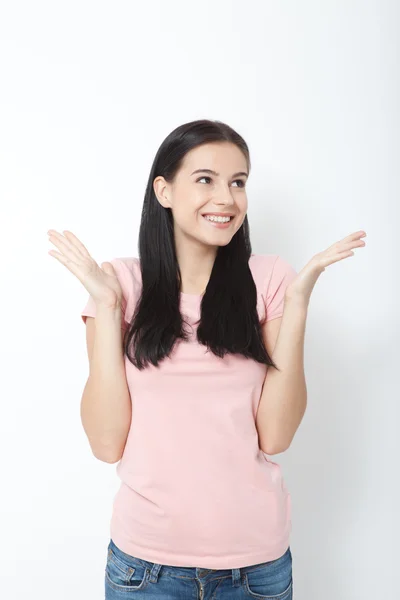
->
[81, 253, 297, 569]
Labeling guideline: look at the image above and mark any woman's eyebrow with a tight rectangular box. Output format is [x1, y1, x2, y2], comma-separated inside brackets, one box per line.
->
[190, 168, 248, 178]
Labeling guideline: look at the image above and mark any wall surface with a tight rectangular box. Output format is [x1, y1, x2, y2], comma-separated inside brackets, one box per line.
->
[0, 1, 398, 598]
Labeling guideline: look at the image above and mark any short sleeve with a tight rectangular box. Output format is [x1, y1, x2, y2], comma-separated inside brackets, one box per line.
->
[263, 255, 298, 322]
[80, 257, 137, 325]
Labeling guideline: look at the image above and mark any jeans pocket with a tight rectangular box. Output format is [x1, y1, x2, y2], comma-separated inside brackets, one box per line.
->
[105, 543, 150, 592]
[243, 547, 293, 599]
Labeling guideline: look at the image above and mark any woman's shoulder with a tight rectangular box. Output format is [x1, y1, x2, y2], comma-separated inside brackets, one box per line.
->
[249, 253, 297, 275]
[249, 253, 278, 270]
[249, 253, 280, 283]
[110, 256, 141, 280]
[108, 258, 141, 320]
[249, 253, 298, 294]
[107, 256, 141, 293]
[249, 253, 298, 322]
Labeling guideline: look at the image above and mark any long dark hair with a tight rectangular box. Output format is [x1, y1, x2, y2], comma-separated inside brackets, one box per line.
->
[123, 119, 279, 372]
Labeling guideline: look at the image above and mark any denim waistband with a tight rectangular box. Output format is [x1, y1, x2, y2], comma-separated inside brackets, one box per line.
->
[108, 538, 291, 583]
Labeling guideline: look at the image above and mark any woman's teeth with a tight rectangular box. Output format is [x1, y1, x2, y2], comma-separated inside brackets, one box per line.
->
[203, 215, 232, 223]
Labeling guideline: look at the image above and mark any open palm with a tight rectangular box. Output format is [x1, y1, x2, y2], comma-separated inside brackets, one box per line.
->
[48, 229, 123, 309]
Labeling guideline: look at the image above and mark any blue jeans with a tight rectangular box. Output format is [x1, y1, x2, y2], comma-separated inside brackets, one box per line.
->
[105, 538, 293, 599]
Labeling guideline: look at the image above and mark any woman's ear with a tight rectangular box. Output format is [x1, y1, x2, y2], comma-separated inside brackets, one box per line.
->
[153, 176, 172, 209]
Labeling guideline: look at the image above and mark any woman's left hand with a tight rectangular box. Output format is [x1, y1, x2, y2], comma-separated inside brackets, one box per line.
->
[285, 230, 367, 305]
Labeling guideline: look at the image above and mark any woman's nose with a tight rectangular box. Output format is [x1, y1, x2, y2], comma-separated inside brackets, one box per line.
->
[215, 188, 235, 206]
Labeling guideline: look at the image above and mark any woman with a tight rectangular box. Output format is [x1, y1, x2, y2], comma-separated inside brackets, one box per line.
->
[48, 119, 366, 599]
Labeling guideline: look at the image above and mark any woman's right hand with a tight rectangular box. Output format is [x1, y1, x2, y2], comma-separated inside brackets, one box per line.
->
[48, 229, 123, 310]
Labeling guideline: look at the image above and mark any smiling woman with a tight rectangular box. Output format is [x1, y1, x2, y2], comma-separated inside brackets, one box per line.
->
[49, 118, 297, 599]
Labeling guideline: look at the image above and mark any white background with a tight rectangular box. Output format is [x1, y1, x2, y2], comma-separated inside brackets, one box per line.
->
[0, 1, 398, 598]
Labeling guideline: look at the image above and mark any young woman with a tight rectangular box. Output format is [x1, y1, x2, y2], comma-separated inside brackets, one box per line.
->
[48, 119, 366, 599]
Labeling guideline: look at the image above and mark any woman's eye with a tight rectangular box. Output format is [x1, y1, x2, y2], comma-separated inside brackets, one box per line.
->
[197, 177, 245, 188]
[232, 179, 245, 188]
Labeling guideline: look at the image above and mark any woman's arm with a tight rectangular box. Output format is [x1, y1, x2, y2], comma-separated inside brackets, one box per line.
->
[256, 295, 308, 455]
[80, 306, 131, 463]
[256, 229, 366, 455]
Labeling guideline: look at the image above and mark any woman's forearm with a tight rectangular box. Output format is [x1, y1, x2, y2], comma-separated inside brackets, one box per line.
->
[80, 306, 131, 463]
[256, 295, 308, 454]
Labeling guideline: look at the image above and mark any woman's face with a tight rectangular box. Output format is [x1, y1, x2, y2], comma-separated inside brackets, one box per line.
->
[154, 142, 249, 248]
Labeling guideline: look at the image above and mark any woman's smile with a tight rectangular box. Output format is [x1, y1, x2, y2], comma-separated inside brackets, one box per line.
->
[201, 213, 236, 229]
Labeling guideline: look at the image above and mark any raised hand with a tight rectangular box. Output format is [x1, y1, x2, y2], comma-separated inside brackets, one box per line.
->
[47, 229, 123, 310]
[285, 230, 367, 305]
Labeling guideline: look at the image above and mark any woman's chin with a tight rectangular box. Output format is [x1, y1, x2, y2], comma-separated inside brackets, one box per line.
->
[201, 233, 234, 248]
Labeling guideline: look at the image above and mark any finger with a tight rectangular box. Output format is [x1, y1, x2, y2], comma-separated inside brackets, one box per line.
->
[48, 249, 86, 280]
[63, 230, 92, 258]
[48, 230, 84, 261]
[48, 233, 84, 265]
[322, 250, 354, 267]
[328, 235, 366, 253]
[340, 239, 366, 251]
[342, 230, 366, 242]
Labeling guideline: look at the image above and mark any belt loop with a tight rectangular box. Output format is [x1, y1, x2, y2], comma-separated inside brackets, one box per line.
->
[231, 567, 241, 587]
[148, 562, 162, 583]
